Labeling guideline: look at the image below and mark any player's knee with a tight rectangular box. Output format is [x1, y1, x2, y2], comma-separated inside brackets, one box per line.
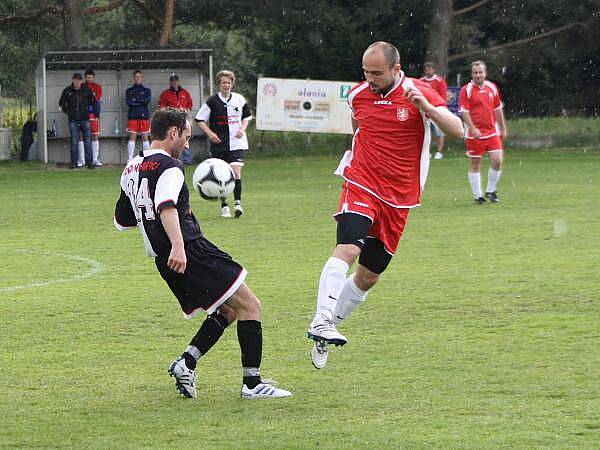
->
[334, 244, 361, 263]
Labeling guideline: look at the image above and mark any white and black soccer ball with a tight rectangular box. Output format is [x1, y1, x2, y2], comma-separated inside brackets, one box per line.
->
[192, 158, 235, 200]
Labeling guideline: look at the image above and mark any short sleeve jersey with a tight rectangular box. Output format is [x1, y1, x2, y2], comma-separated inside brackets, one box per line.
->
[419, 75, 447, 104]
[195, 92, 252, 151]
[337, 72, 446, 208]
[114, 149, 202, 257]
[458, 80, 503, 139]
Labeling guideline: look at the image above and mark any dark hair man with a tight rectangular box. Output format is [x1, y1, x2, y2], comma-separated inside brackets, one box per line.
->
[114, 109, 292, 399]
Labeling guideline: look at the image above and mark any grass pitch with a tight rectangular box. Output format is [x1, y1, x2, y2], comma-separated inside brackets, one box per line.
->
[1, 149, 600, 449]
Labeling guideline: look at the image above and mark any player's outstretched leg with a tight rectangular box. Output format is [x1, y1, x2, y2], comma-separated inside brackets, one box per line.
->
[168, 307, 235, 398]
[226, 283, 292, 399]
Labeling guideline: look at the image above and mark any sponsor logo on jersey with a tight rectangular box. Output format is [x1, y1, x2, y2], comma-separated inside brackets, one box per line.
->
[374, 100, 392, 105]
[397, 107, 409, 121]
[353, 201, 369, 207]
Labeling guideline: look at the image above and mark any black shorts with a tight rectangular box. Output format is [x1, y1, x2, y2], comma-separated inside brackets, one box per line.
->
[211, 149, 245, 166]
[155, 237, 247, 319]
[336, 213, 394, 275]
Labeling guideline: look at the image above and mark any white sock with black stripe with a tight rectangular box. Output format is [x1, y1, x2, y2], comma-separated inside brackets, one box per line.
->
[333, 273, 368, 325]
[313, 257, 349, 323]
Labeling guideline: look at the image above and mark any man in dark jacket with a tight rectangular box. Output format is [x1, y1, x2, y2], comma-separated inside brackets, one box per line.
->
[20, 114, 37, 161]
[125, 69, 152, 162]
[59, 73, 97, 169]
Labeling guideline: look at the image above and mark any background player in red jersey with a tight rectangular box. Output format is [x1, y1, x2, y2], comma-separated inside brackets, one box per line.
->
[420, 62, 448, 160]
[76, 69, 103, 167]
[306, 42, 464, 369]
[459, 60, 508, 203]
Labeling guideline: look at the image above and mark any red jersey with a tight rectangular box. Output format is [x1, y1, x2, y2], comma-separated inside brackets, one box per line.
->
[159, 87, 193, 111]
[419, 74, 447, 104]
[458, 80, 503, 139]
[336, 72, 446, 208]
[85, 81, 102, 116]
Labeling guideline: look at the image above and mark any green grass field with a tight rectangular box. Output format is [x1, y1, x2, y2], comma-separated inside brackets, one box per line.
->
[1, 149, 600, 449]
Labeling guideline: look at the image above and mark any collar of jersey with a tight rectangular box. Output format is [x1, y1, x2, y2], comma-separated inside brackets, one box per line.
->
[380, 71, 405, 98]
[218, 92, 233, 103]
[142, 148, 171, 158]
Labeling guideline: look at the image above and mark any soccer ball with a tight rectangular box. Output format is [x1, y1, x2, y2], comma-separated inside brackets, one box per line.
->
[192, 158, 235, 200]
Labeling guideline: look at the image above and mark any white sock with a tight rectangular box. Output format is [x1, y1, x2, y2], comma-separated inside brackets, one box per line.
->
[486, 168, 501, 193]
[314, 257, 349, 323]
[127, 140, 136, 161]
[142, 140, 150, 150]
[92, 140, 100, 163]
[468, 172, 482, 198]
[333, 274, 368, 325]
[77, 141, 85, 164]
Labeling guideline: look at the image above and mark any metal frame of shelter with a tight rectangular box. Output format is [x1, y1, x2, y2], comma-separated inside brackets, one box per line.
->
[36, 48, 213, 163]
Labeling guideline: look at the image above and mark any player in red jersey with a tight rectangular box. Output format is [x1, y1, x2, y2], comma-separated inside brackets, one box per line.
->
[458, 60, 508, 203]
[77, 69, 103, 167]
[420, 62, 448, 160]
[306, 42, 464, 369]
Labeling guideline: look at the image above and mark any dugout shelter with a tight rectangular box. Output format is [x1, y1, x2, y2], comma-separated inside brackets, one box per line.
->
[35, 48, 214, 165]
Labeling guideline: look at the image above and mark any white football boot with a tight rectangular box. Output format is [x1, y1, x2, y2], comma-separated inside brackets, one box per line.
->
[307, 316, 347, 346]
[221, 205, 232, 218]
[168, 357, 196, 398]
[311, 339, 329, 369]
[234, 203, 244, 218]
[434, 151, 443, 160]
[241, 382, 292, 399]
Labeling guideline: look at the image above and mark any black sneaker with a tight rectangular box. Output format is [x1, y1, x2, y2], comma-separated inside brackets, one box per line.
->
[474, 196, 486, 204]
[485, 191, 499, 203]
[87, 163, 95, 170]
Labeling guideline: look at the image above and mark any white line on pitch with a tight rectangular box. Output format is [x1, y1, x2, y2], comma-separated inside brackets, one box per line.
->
[0, 250, 104, 293]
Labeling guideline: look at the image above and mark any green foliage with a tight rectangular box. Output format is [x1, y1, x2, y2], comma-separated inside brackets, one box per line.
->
[2, 149, 600, 448]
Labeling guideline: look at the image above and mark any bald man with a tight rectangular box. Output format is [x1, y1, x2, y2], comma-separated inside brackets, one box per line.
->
[307, 42, 464, 369]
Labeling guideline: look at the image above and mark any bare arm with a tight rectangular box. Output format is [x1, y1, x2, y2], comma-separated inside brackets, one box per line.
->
[159, 206, 186, 273]
[405, 87, 463, 139]
[196, 120, 222, 144]
[460, 111, 480, 138]
[495, 108, 508, 138]
[235, 118, 251, 138]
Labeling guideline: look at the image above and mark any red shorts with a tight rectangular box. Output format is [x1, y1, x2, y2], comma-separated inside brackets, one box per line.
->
[465, 135, 503, 157]
[127, 119, 150, 134]
[89, 114, 100, 135]
[335, 181, 410, 255]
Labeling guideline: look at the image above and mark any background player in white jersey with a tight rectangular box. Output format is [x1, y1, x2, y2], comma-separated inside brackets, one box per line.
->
[307, 42, 463, 369]
[113, 110, 291, 399]
[196, 70, 252, 218]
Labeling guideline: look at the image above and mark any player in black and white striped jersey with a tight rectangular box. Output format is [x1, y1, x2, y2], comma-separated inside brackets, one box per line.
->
[113, 109, 291, 400]
[195, 70, 252, 218]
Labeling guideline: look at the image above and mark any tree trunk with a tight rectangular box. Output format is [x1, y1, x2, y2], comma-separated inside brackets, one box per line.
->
[63, 0, 86, 48]
[159, 0, 175, 47]
[425, 0, 453, 76]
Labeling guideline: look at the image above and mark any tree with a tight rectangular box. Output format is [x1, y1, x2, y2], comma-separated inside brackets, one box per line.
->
[159, 0, 175, 47]
[63, 0, 86, 48]
[425, 0, 453, 75]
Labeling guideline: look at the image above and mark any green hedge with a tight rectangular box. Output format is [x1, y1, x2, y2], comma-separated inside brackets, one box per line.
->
[245, 117, 600, 156]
